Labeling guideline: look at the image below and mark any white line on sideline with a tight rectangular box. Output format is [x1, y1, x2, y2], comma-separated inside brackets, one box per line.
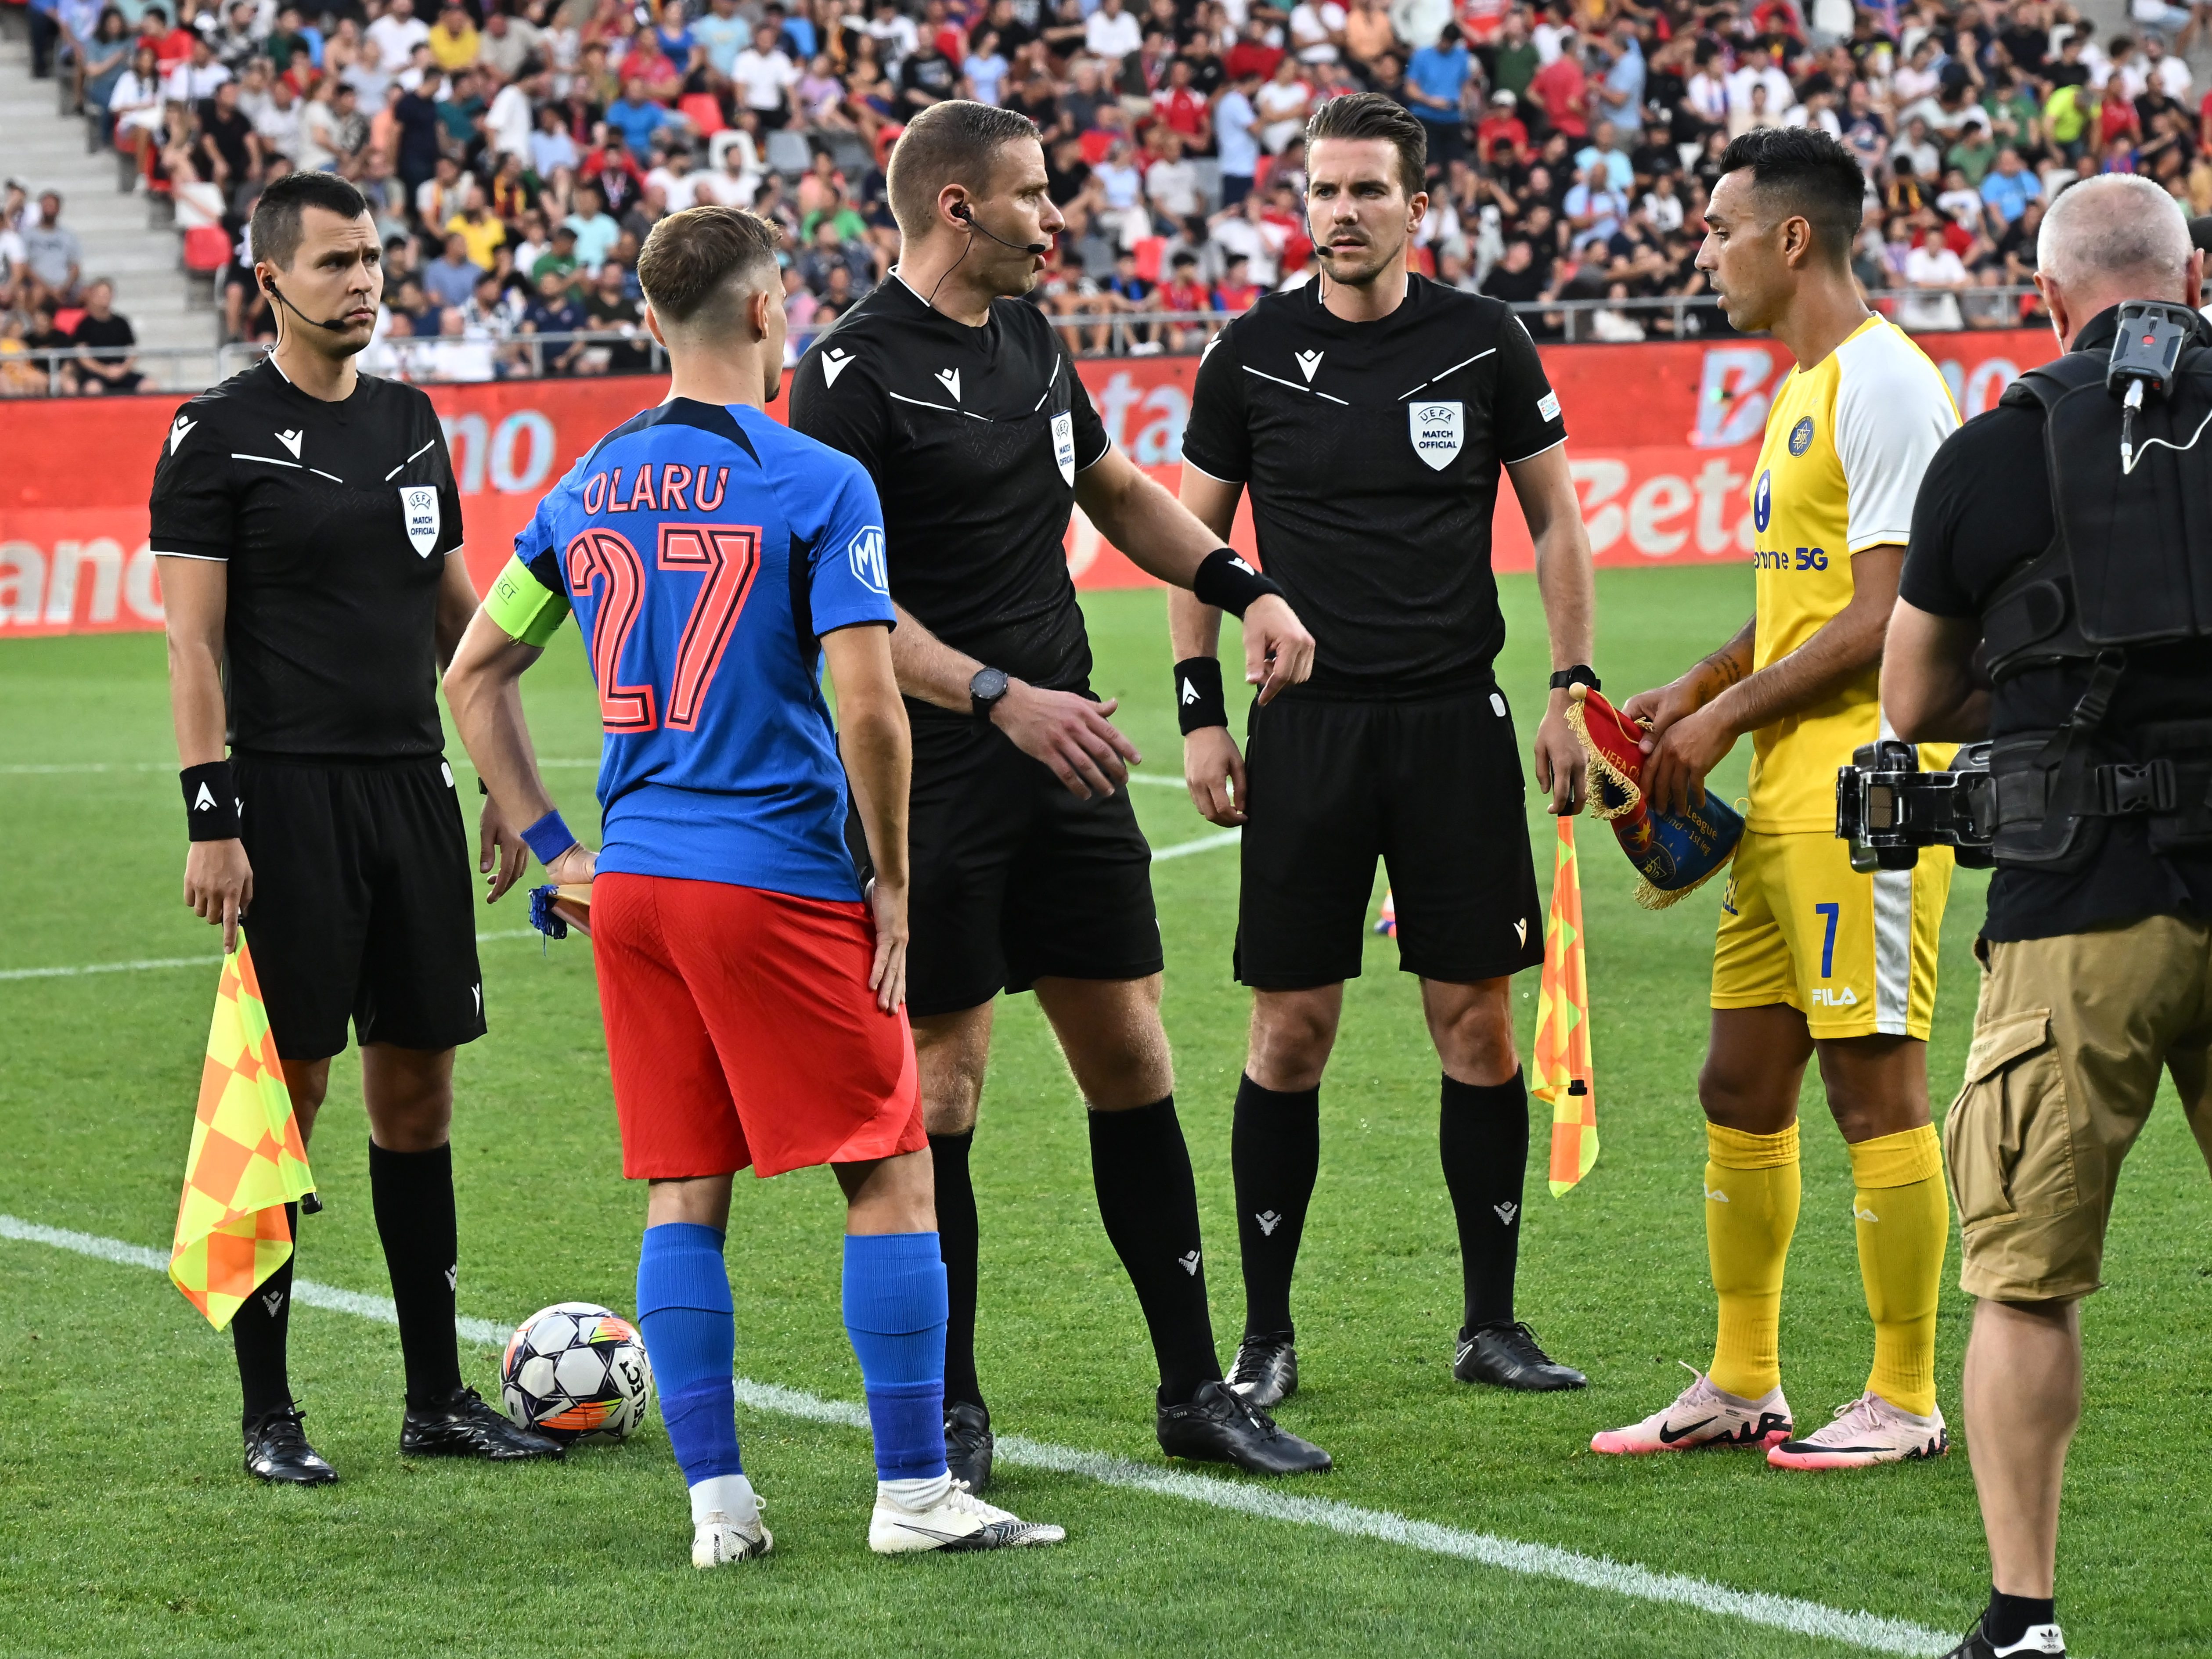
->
[0, 929, 547, 982]
[0, 1211, 1953, 1657]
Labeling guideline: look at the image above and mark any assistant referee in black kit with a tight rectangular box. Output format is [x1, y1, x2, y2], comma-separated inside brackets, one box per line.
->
[1174, 96, 1599, 1408]
[791, 100, 1329, 1487]
[153, 172, 560, 1483]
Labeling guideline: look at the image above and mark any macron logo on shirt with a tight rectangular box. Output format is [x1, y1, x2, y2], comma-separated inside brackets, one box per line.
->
[821, 348, 855, 388]
[169, 415, 196, 454]
[936, 368, 962, 402]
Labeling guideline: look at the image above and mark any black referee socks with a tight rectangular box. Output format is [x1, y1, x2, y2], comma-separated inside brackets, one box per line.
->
[928, 1129, 986, 1414]
[1231, 1076, 1321, 1339]
[1087, 1096, 1224, 1407]
[232, 1201, 298, 1423]
[368, 1141, 465, 1408]
[1440, 1072, 1530, 1331]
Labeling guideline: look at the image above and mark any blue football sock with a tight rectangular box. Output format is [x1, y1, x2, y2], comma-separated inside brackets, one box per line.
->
[638, 1222, 742, 1483]
[842, 1232, 949, 1482]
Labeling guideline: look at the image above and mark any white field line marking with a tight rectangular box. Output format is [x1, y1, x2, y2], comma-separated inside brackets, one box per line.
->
[2, 1211, 1953, 1657]
[0, 929, 545, 982]
[1153, 826, 1240, 861]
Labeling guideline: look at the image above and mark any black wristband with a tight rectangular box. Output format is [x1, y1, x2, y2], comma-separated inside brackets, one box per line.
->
[181, 759, 241, 842]
[1549, 664, 1602, 692]
[1190, 546, 1284, 619]
[1173, 656, 1228, 734]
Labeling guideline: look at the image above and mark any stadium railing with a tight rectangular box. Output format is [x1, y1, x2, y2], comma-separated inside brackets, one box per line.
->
[3, 288, 2052, 395]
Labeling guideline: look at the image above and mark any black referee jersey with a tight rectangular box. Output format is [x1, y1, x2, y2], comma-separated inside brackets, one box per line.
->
[1182, 276, 1568, 699]
[148, 356, 483, 1059]
[786, 274, 1111, 718]
[148, 356, 464, 758]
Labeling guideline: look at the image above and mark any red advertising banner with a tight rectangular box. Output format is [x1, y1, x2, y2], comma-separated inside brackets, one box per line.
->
[0, 327, 2058, 637]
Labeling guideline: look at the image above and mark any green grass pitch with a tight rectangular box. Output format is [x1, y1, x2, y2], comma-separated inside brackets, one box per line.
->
[4, 567, 2207, 1658]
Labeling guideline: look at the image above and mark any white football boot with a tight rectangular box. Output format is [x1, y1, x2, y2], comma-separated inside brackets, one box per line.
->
[868, 1479, 1067, 1554]
[692, 1507, 772, 1567]
[690, 1474, 771, 1567]
[1767, 1390, 1948, 1470]
[1590, 1363, 1794, 1455]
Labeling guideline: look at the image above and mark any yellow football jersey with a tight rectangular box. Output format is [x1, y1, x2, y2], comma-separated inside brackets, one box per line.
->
[1743, 316, 1959, 831]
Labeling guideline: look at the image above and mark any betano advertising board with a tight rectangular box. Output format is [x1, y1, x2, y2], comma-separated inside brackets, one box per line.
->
[0, 328, 2056, 637]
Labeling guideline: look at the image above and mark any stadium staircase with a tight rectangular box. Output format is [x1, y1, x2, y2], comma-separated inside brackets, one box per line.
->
[1, 14, 218, 392]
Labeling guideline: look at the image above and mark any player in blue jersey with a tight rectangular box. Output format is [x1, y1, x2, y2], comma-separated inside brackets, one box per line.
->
[444, 206, 1063, 1565]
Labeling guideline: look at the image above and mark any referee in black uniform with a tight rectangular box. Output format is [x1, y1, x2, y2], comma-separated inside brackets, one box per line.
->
[790, 100, 1329, 1486]
[153, 172, 561, 1483]
[1174, 96, 1599, 1408]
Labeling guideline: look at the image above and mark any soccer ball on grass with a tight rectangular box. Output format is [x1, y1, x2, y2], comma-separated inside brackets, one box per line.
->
[500, 1302, 654, 1444]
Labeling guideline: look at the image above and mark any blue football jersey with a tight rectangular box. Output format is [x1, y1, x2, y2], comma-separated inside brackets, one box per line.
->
[513, 399, 894, 900]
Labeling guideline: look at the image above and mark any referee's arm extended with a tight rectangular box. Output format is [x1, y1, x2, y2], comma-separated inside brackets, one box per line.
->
[1171, 444, 1597, 825]
[883, 447, 1317, 801]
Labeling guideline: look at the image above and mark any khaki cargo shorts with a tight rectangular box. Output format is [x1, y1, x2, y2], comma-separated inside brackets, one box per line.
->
[1947, 914, 2212, 1303]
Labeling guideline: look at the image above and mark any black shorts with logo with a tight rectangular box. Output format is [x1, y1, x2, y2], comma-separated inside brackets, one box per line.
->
[1234, 686, 1545, 990]
[233, 752, 487, 1060]
[901, 715, 1163, 1018]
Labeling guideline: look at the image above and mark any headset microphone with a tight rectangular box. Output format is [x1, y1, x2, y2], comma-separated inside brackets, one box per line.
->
[952, 202, 1050, 256]
[262, 275, 359, 332]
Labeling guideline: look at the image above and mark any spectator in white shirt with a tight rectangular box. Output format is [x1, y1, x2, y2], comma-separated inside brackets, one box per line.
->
[1901, 235, 1966, 331]
[1145, 131, 1203, 218]
[731, 24, 800, 123]
[1087, 0, 1145, 65]
[366, 0, 431, 77]
[1254, 55, 1313, 153]
[254, 75, 303, 160]
[647, 151, 702, 211]
[1289, 0, 1346, 64]
[2141, 33, 2193, 97]
[1726, 43, 1793, 119]
[166, 37, 231, 104]
[347, 40, 394, 107]
[865, 0, 919, 76]
[486, 68, 543, 164]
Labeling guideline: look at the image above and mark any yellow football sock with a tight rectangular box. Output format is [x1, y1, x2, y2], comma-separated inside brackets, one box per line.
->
[1704, 1120, 1801, 1402]
[1848, 1125, 1947, 1418]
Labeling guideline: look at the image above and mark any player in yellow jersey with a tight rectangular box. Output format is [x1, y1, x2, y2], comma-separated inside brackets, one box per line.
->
[1591, 128, 1961, 1471]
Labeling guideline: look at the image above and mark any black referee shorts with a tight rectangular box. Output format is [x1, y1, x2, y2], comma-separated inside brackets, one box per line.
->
[903, 716, 1163, 1019]
[1234, 686, 1545, 990]
[233, 752, 487, 1061]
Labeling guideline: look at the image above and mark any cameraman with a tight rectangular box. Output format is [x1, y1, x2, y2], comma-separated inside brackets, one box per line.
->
[1885, 173, 2212, 1659]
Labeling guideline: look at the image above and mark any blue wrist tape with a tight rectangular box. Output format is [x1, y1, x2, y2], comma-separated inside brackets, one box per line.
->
[521, 809, 576, 867]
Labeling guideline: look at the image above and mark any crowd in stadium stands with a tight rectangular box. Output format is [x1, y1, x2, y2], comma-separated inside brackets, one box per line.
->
[7, 0, 2206, 388]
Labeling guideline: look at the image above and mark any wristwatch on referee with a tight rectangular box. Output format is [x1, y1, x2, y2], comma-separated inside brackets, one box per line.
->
[969, 666, 1011, 723]
[1548, 665, 1601, 693]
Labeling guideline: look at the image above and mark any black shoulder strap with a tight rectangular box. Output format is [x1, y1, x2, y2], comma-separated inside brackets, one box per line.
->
[1998, 349, 2107, 414]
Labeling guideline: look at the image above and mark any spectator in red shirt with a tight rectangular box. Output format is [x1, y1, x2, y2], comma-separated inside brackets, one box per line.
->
[582, 133, 650, 216]
[1529, 36, 1589, 140]
[1156, 249, 1210, 349]
[1223, 18, 1284, 85]
[1476, 88, 1529, 162]
[1213, 252, 1261, 311]
[1152, 56, 1212, 148]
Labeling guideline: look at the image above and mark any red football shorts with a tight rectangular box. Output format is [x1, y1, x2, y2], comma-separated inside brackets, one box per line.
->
[591, 872, 924, 1180]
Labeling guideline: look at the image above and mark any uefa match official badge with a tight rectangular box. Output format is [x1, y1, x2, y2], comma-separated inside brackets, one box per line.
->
[1409, 401, 1464, 470]
[1052, 410, 1076, 486]
[401, 486, 441, 557]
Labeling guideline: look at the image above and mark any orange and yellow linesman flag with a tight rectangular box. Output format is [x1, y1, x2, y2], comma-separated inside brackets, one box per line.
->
[1535, 817, 1599, 1198]
[169, 940, 315, 1329]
